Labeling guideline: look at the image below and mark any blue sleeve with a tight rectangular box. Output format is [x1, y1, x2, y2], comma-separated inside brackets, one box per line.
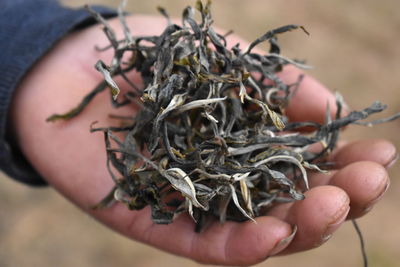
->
[0, 0, 117, 186]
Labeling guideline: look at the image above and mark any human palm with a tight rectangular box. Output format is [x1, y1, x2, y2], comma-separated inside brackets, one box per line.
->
[11, 16, 395, 266]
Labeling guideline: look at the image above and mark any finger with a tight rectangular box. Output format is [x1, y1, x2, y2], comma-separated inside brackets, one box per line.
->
[276, 186, 350, 254]
[306, 161, 389, 219]
[308, 170, 336, 188]
[111, 207, 294, 266]
[331, 138, 398, 169]
[306, 138, 395, 186]
[288, 141, 348, 189]
[190, 216, 294, 265]
[328, 161, 389, 219]
[279, 66, 346, 123]
[306, 139, 348, 155]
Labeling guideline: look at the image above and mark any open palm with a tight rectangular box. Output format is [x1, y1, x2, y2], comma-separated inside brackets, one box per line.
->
[11, 15, 395, 266]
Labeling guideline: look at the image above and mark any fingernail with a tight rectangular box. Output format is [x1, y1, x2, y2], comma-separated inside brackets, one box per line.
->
[385, 153, 399, 169]
[323, 205, 350, 238]
[270, 225, 297, 256]
[314, 233, 332, 247]
[363, 181, 390, 212]
[314, 206, 349, 248]
[363, 205, 373, 214]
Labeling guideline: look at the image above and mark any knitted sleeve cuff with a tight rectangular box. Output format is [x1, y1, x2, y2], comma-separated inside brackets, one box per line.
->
[0, 0, 117, 186]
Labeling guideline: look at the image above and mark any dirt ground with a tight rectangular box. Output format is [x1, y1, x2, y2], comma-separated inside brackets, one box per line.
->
[1, 0, 400, 266]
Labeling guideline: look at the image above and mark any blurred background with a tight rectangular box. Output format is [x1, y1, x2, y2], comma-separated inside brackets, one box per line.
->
[1, 0, 399, 266]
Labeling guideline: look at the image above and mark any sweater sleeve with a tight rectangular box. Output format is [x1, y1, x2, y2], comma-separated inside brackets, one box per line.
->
[0, 0, 117, 186]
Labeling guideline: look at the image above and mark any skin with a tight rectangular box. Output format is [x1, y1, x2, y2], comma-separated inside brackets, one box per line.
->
[10, 16, 396, 266]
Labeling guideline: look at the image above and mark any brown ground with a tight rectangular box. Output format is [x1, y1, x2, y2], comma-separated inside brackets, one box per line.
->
[1, 0, 400, 266]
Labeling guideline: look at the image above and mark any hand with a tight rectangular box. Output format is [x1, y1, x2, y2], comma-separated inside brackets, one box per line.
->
[10, 15, 396, 265]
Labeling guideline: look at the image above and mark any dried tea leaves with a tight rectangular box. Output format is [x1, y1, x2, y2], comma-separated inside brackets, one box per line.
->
[48, 1, 399, 234]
